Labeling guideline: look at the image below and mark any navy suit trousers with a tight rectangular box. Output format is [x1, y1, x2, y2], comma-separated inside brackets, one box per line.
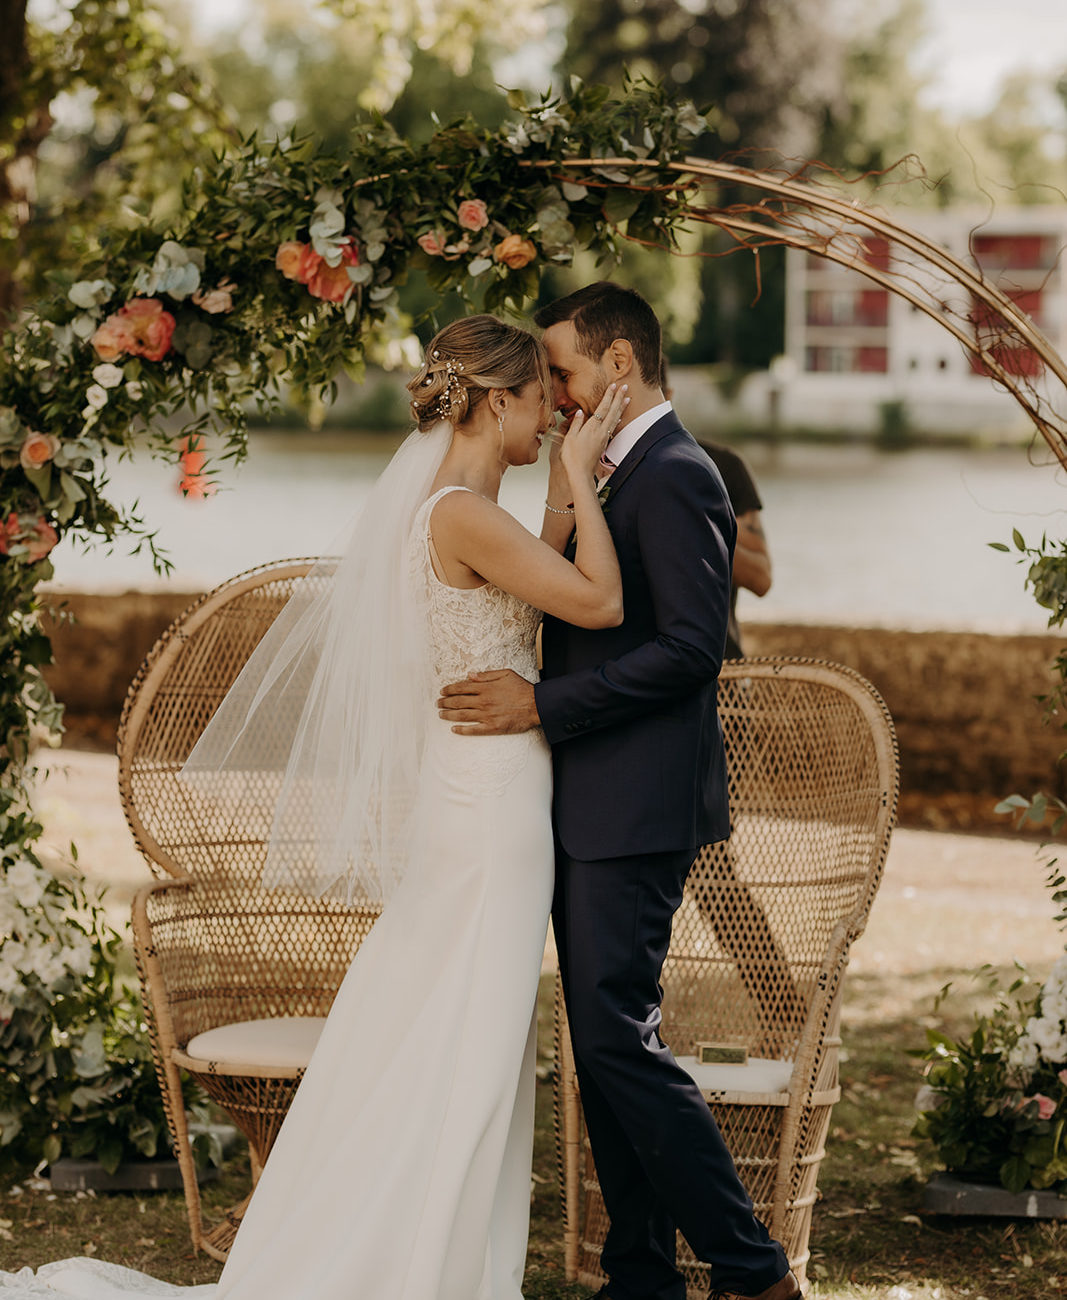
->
[553, 843, 789, 1300]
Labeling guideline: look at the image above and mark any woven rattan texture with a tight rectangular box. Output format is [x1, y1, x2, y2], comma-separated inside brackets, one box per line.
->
[120, 560, 378, 1260]
[554, 658, 899, 1298]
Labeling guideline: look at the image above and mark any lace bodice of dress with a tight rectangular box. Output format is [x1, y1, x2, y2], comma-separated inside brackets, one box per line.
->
[409, 486, 542, 696]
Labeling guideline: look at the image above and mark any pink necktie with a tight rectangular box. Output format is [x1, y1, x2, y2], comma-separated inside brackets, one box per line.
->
[597, 452, 616, 483]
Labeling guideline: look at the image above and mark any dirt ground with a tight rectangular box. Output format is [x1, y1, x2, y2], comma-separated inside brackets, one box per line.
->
[30, 747, 1067, 980]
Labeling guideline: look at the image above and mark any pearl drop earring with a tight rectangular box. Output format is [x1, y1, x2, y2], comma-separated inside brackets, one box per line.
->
[497, 414, 505, 434]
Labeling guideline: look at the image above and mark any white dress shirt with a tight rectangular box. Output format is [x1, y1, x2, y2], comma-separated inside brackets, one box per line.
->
[596, 400, 674, 488]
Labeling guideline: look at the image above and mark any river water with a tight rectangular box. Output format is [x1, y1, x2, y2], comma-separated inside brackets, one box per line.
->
[45, 433, 1067, 634]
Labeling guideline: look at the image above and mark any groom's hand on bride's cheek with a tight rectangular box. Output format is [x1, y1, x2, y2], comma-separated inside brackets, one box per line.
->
[437, 669, 540, 735]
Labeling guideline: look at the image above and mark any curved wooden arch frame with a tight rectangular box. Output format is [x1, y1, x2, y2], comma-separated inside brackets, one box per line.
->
[523, 155, 1067, 472]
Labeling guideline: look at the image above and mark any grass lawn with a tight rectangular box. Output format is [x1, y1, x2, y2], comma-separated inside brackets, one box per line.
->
[2, 966, 1065, 1297]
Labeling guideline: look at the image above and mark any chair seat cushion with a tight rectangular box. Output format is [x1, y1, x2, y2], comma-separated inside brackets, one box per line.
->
[675, 1054, 794, 1096]
[184, 1017, 327, 1070]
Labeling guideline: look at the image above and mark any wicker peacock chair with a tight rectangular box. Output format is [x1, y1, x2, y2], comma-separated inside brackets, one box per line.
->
[119, 559, 381, 1261]
[554, 657, 899, 1297]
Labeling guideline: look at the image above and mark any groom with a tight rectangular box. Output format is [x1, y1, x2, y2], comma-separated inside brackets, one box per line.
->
[437, 282, 798, 1300]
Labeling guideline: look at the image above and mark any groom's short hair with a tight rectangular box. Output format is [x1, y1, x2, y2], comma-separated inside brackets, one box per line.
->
[534, 281, 662, 386]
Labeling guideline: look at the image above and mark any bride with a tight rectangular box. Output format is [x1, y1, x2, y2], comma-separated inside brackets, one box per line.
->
[1, 314, 628, 1298]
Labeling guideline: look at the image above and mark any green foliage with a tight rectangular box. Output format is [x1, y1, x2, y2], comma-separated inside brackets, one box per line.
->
[4, 0, 237, 312]
[0, 836, 214, 1176]
[913, 952, 1067, 1195]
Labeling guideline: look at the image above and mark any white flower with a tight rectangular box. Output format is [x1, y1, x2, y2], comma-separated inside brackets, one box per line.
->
[0, 886, 19, 936]
[0, 957, 20, 997]
[133, 240, 204, 300]
[6, 860, 44, 910]
[68, 279, 115, 310]
[1009, 1032, 1040, 1073]
[91, 363, 124, 389]
[1, 940, 26, 974]
[676, 102, 706, 137]
[85, 384, 109, 410]
[63, 938, 92, 978]
[1028, 1015, 1067, 1064]
[125, 380, 144, 401]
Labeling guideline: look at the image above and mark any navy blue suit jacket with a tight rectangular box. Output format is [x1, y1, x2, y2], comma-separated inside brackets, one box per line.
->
[533, 411, 737, 862]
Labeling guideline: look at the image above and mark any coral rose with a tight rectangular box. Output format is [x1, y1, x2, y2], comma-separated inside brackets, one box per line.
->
[0, 513, 19, 555]
[493, 234, 537, 269]
[417, 231, 446, 257]
[179, 474, 217, 499]
[19, 432, 60, 473]
[93, 299, 175, 362]
[24, 517, 58, 562]
[306, 241, 359, 305]
[179, 434, 207, 477]
[457, 199, 489, 232]
[0, 513, 58, 562]
[120, 297, 176, 361]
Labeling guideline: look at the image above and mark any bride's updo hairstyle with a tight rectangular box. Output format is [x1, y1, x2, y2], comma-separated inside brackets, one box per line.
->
[407, 314, 550, 432]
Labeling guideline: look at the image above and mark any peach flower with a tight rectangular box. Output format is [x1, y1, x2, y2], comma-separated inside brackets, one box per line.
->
[19, 432, 60, 473]
[457, 199, 489, 232]
[191, 281, 235, 314]
[91, 315, 136, 362]
[306, 242, 360, 305]
[277, 241, 324, 285]
[493, 234, 537, 269]
[276, 242, 306, 280]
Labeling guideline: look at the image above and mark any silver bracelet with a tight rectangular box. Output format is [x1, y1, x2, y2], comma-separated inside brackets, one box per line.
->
[544, 499, 575, 515]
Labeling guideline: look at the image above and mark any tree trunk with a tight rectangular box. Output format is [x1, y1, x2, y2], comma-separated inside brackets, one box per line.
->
[0, 0, 49, 324]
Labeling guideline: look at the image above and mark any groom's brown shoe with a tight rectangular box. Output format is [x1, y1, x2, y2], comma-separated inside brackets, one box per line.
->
[734, 1269, 803, 1300]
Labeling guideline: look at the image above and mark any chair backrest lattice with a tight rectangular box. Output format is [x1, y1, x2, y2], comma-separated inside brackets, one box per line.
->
[118, 559, 326, 885]
[663, 659, 898, 1065]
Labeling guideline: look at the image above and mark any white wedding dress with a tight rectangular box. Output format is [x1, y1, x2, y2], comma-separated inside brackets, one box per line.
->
[1, 486, 555, 1300]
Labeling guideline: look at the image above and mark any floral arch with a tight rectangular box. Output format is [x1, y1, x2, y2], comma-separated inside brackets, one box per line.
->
[1, 79, 1065, 1171]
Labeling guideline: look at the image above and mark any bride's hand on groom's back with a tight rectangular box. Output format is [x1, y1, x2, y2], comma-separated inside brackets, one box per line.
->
[437, 669, 540, 735]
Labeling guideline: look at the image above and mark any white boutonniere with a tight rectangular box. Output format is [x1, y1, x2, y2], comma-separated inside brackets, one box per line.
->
[597, 482, 613, 508]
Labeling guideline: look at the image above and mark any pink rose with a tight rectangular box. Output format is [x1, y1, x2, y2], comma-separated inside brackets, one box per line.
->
[1032, 1093, 1057, 1120]
[457, 199, 489, 232]
[493, 234, 537, 269]
[91, 315, 135, 362]
[306, 241, 359, 305]
[19, 432, 60, 472]
[418, 231, 446, 257]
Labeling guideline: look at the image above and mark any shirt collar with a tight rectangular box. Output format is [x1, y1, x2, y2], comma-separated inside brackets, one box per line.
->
[604, 400, 673, 468]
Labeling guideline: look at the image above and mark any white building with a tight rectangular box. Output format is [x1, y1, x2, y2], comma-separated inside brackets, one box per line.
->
[765, 205, 1067, 436]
